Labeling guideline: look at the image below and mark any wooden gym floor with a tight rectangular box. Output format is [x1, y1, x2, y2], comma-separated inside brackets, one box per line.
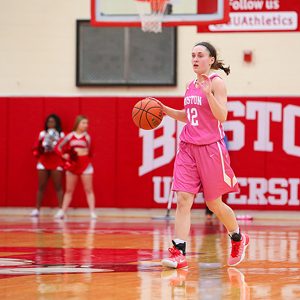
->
[0, 212, 299, 300]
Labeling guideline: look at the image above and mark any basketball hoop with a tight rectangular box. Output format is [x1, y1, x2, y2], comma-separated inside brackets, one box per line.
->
[134, 0, 173, 33]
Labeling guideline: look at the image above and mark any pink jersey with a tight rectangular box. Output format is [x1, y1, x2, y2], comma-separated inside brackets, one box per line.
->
[180, 73, 225, 145]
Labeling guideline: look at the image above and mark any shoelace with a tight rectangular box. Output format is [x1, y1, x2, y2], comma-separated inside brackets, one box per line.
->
[168, 247, 181, 258]
[231, 240, 242, 258]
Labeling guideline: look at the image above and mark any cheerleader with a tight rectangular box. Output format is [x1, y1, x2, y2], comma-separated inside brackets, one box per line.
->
[54, 115, 97, 219]
[31, 114, 64, 217]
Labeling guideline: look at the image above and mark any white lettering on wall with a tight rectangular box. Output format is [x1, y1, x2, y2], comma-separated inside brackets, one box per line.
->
[139, 102, 300, 176]
[139, 118, 176, 176]
[227, 177, 248, 204]
[153, 176, 299, 206]
[283, 105, 300, 157]
[248, 177, 268, 204]
[223, 101, 245, 150]
[288, 178, 300, 205]
[152, 176, 174, 204]
[226, 177, 299, 206]
[246, 101, 282, 151]
[138, 100, 300, 207]
[268, 178, 288, 205]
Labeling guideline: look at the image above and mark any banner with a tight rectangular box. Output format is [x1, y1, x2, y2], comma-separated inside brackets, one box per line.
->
[197, 0, 300, 32]
[0, 97, 299, 210]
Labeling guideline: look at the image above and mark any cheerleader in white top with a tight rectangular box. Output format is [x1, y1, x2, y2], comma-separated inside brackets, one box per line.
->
[54, 115, 97, 219]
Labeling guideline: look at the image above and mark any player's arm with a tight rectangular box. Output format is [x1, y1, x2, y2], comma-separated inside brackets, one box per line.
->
[152, 98, 187, 123]
[55, 133, 71, 159]
[200, 75, 228, 122]
[163, 107, 187, 123]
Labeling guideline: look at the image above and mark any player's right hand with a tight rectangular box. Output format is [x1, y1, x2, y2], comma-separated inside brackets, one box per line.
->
[149, 97, 166, 114]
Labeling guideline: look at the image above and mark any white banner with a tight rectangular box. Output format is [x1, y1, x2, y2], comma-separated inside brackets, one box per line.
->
[209, 12, 298, 31]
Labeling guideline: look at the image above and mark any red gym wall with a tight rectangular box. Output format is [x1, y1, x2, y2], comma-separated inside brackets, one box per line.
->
[0, 97, 299, 210]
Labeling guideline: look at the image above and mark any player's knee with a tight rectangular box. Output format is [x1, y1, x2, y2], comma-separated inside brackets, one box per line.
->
[177, 193, 193, 210]
[206, 199, 221, 214]
[85, 188, 94, 195]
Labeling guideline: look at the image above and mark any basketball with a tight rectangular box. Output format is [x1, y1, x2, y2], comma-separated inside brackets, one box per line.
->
[132, 97, 163, 130]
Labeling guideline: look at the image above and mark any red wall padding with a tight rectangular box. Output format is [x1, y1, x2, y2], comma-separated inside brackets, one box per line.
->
[0, 97, 299, 210]
[0, 99, 8, 206]
[1, 97, 119, 208]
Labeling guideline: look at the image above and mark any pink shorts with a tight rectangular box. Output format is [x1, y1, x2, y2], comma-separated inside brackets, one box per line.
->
[172, 139, 239, 201]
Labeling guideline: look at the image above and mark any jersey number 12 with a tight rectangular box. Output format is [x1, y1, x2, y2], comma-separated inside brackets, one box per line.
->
[187, 108, 199, 126]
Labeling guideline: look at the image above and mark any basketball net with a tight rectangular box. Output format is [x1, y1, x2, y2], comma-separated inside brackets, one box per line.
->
[134, 0, 173, 33]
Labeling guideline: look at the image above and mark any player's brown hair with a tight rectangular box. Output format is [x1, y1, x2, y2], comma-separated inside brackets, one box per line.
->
[195, 42, 230, 75]
[73, 115, 88, 131]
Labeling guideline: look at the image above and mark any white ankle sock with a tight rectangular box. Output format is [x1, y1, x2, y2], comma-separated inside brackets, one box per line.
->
[173, 238, 186, 245]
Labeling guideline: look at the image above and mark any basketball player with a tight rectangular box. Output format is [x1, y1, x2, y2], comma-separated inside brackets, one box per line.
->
[54, 115, 97, 219]
[31, 114, 64, 217]
[158, 42, 249, 268]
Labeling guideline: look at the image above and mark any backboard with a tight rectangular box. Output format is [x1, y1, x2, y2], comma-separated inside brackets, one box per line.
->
[91, 0, 229, 27]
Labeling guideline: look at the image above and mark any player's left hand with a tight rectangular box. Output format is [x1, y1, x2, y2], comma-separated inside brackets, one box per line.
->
[199, 74, 212, 95]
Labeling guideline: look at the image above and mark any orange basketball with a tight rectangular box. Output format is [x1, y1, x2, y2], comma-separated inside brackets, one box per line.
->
[132, 98, 163, 130]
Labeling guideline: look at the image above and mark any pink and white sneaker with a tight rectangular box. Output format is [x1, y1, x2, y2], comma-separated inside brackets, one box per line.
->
[227, 233, 250, 266]
[162, 246, 188, 269]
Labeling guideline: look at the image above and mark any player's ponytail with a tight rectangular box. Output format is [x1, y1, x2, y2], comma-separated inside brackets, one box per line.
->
[214, 60, 230, 75]
[194, 42, 230, 76]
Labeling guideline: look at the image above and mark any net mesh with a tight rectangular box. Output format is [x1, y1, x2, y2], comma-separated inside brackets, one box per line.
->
[135, 0, 171, 33]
